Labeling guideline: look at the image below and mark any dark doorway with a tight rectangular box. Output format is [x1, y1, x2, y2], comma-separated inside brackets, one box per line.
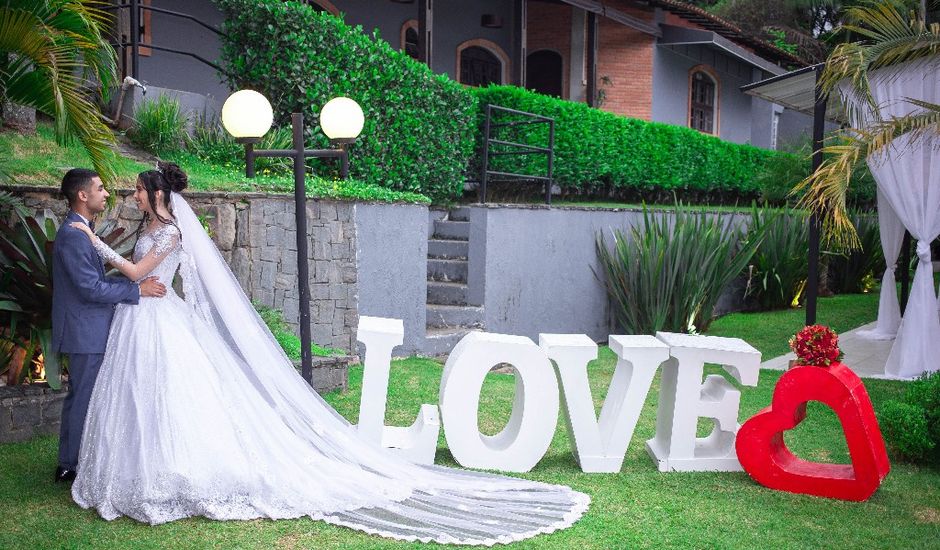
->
[526, 50, 563, 98]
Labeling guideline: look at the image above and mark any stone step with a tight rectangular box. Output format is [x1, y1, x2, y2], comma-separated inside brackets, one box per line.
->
[427, 258, 467, 283]
[427, 281, 469, 305]
[433, 220, 469, 241]
[448, 207, 471, 222]
[427, 239, 469, 260]
[423, 327, 478, 357]
[426, 304, 484, 329]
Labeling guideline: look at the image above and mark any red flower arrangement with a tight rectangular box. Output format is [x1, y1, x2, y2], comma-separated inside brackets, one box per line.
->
[789, 325, 843, 367]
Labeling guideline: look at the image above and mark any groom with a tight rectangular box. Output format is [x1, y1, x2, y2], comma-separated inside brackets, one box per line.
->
[51, 168, 166, 482]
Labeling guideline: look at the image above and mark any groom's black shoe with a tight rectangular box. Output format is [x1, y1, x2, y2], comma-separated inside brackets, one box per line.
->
[54, 467, 76, 483]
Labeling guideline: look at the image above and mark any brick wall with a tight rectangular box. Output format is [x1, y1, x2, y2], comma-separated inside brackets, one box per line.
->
[596, 16, 655, 120]
[527, 3, 572, 99]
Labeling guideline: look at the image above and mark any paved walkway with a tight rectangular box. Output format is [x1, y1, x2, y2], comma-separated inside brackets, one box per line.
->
[761, 322, 900, 380]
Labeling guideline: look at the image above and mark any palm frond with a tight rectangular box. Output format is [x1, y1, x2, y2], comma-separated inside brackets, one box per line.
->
[796, 100, 940, 248]
[0, 3, 118, 183]
[818, 1, 940, 123]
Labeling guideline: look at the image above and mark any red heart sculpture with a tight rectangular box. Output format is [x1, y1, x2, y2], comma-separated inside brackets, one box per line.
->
[736, 362, 890, 501]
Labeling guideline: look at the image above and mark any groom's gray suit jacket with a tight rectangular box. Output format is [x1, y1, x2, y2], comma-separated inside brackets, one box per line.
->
[51, 211, 140, 354]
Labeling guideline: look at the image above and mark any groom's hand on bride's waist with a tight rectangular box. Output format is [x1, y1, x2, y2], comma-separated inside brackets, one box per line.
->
[139, 277, 167, 298]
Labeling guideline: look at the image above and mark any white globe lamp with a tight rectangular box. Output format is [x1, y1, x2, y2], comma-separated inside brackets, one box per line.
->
[221, 89, 273, 142]
[319, 97, 364, 143]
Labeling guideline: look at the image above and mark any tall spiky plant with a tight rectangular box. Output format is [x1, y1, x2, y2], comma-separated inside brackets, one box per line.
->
[0, 0, 119, 183]
[795, 1, 940, 249]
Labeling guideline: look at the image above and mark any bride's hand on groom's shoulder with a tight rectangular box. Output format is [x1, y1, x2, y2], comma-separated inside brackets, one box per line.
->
[69, 221, 94, 237]
[139, 276, 166, 298]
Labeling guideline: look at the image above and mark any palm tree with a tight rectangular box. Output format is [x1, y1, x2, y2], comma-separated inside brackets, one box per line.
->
[0, 0, 119, 183]
[796, 1, 940, 248]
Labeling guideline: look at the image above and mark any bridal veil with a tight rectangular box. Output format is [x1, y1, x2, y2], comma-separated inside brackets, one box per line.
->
[167, 192, 589, 544]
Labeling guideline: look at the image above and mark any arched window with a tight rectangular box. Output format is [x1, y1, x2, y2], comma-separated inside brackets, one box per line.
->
[461, 47, 501, 86]
[401, 20, 419, 60]
[456, 40, 509, 87]
[689, 67, 718, 135]
[526, 50, 563, 98]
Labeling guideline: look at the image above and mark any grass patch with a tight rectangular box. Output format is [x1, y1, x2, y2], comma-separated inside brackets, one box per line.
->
[254, 302, 344, 358]
[2, 289, 937, 548]
[708, 291, 881, 358]
[0, 125, 430, 204]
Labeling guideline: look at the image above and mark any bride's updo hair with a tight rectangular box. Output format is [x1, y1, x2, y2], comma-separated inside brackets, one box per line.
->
[136, 161, 187, 238]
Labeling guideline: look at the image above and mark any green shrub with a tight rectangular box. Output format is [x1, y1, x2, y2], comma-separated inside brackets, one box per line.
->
[595, 203, 763, 334]
[827, 212, 883, 294]
[254, 302, 343, 358]
[217, 0, 477, 202]
[756, 136, 877, 208]
[745, 205, 809, 310]
[129, 95, 188, 154]
[185, 114, 242, 166]
[186, 116, 293, 175]
[879, 371, 940, 466]
[472, 85, 779, 202]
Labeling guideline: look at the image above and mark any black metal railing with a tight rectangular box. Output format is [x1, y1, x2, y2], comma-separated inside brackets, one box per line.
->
[480, 104, 555, 204]
[103, 1, 228, 81]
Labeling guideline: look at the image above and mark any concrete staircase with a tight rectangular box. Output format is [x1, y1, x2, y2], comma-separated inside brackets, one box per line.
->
[425, 207, 482, 355]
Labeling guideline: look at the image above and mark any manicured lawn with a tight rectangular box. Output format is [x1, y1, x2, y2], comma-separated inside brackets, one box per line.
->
[1, 290, 938, 548]
[707, 291, 884, 359]
[0, 125, 429, 203]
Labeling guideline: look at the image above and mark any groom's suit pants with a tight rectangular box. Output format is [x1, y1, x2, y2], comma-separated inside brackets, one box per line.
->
[58, 353, 104, 470]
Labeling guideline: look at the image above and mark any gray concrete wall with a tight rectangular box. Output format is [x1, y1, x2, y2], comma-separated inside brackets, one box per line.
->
[333, 0, 414, 50]
[132, 0, 516, 102]
[336, 0, 516, 81]
[116, 86, 221, 131]
[477, 206, 625, 341]
[432, 0, 515, 80]
[354, 203, 429, 355]
[749, 97, 779, 150]
[652, 44, 759, 145]
[568, 9, 587, 102]
[138, 0, 229, 103]
[469, 205, 750, 343]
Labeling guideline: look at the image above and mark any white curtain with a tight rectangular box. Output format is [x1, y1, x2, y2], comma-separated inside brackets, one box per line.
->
[847, 60, 940, 378]
[856, 189, 904, 340]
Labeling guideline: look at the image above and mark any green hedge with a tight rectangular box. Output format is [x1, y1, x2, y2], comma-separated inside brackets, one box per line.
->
[471, 86, 780, 201]
[216, 0, 476, 202]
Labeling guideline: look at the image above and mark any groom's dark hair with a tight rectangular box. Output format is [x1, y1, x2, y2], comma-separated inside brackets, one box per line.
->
[61, 168, 99, 206]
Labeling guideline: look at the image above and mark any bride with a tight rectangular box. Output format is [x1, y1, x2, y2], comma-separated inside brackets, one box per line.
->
[67, 162, 589, 544]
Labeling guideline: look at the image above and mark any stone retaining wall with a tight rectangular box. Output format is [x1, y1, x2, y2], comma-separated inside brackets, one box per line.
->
[0, 384, 65, 444]
[8, 186, 359, 352]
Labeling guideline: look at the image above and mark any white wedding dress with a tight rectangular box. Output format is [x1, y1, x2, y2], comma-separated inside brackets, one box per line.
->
[71, 193, 589, 545]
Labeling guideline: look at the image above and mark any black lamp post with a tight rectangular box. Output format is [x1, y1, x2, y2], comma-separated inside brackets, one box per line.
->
[221, 91, 364, 385]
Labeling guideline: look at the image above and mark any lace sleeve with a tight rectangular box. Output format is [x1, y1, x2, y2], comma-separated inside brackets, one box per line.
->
[149, 224, 181, 256]
[92, 237, 128, 266]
